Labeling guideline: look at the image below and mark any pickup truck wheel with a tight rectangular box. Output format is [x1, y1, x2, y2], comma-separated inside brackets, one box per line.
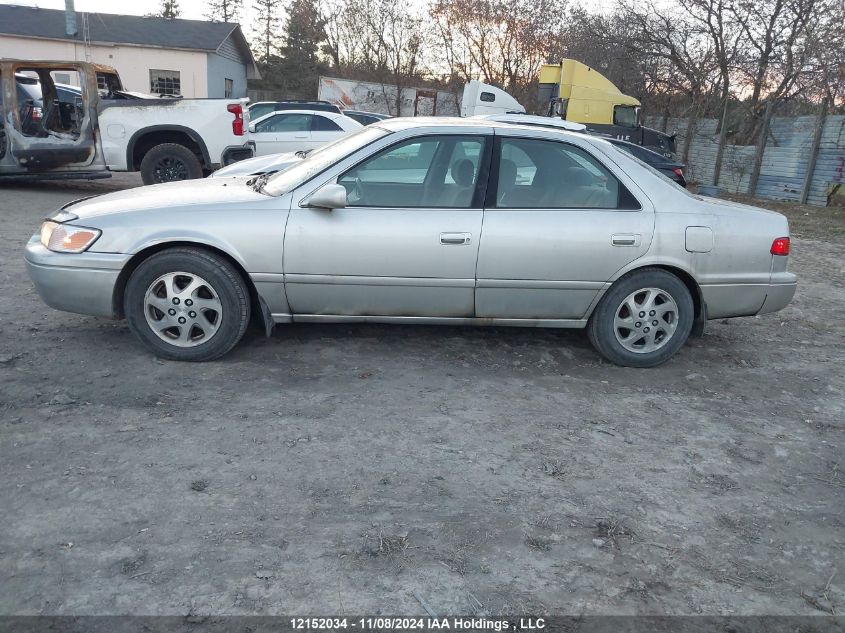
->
[587, 269, 693, 368]
[124, 248, 250, 361]
[140, 143, 203, 185]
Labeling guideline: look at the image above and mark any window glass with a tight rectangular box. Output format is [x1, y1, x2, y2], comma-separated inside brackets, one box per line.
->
[613, 105, 638, 128]
[224, 78, 233, 98]
[256, 113, 312, 133]
[338, 135, 485, 208]
[311, 115, 343, 132]
[249, 103, 275, 120]
[150, 69, 180, 96]
[263, 126, 390, 196]
[496, 138, 626, 209]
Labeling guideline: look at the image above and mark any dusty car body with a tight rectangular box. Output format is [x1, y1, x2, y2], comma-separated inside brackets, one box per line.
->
[24, 118, 796, 367]
[209, 151, 302, 178]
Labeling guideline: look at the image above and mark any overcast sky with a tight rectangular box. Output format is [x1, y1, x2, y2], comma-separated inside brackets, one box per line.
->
[0, 0, 612, 45]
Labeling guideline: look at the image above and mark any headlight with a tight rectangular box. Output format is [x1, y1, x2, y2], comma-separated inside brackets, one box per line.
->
[40, 221, 101, 253]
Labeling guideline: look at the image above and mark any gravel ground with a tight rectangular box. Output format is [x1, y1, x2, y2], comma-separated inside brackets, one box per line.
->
[0, 176, 843, 617]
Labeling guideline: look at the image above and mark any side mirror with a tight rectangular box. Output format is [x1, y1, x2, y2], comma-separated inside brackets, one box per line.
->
[305, 183, 348, 210]
[248, 123, 256, 133]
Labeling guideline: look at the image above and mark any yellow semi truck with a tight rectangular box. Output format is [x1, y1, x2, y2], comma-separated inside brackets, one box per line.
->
[538, 59, 675, 156]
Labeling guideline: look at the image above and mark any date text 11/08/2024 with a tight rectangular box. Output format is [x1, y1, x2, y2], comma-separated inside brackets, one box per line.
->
[289, 617, 547, 630]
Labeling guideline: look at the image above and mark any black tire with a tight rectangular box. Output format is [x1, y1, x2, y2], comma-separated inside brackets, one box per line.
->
[139, 143, 204, 185]
[587, 269, 694, 368]
[124, 248, 250, 361]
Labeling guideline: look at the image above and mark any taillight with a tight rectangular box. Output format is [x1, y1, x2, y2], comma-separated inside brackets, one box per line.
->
[228, 103, 244, 136]
[771, 237, 790, 256]
[672, 167, 683, 177]
[32, 106, 43, 121]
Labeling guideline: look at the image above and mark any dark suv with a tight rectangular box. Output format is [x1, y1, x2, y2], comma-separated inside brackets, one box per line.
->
[248, 100, 341, 121]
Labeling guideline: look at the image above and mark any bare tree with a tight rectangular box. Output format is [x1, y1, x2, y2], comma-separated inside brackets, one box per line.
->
[728, 0, 822, 137]
[620, 0, 720, 162]
[320, 0, 430, 113]
[429, 0, 566, 105]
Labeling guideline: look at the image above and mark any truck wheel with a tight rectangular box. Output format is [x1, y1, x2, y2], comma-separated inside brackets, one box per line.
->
[587, 269, 693, 368]
[124, 247, 250, 361]
[140, 143, 203, 185]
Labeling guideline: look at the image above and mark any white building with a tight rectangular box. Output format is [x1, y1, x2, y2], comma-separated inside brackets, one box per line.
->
[0, 4, 259, 98]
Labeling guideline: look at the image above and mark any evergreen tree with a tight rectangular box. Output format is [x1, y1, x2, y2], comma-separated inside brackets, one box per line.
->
[158, 0, 181, 18]
[252, 0, 282, 64]
[205, 0, 243, 23]
[278, 0, 326, 97]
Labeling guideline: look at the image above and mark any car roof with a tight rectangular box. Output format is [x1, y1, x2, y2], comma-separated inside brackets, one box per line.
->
[251, 109, 354, 124]
[373, 116, 591, 140]
[473, 113, 587, 132]
[345, 110, 390, 118]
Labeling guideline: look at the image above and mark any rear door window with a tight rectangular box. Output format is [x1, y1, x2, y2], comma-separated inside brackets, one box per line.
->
[495, 137, 638, 210]
[311, 115, 343, 132]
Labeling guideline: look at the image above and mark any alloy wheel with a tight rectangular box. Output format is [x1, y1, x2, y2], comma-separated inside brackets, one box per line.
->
[153, 157, 189, 182]
[143, 272, 223, 347]
[613, 287, 679, 354]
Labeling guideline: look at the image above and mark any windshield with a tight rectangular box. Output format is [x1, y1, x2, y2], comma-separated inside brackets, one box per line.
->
[263, 126, 391, 196]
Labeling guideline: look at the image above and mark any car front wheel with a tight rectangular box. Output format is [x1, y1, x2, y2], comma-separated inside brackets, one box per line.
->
[124, 248, 250, 361]
[587, 269, 694, 368]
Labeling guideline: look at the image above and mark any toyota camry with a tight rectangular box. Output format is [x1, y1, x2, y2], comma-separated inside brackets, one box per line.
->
[24, 118, 796, 367]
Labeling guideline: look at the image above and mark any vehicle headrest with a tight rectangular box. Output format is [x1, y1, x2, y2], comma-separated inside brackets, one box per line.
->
[566, 167, 593, 187]
[452, 159, 475, 186]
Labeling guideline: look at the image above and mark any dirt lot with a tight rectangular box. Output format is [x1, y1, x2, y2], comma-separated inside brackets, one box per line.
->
[0, 176, 843, 617]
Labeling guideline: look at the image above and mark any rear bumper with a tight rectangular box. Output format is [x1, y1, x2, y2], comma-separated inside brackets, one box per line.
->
[701, 275, 797, 319]
[758, 276, 798, 315]
[24, 236, 129, 318]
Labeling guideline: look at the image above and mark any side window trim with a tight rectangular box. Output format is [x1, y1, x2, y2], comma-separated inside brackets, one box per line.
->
[490, 135, 642, 211]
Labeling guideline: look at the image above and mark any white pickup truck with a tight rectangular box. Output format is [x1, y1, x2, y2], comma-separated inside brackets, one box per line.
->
[0, 60, 252, 184]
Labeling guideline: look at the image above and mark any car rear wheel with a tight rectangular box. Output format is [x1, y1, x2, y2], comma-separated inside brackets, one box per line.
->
[140, 143, 204, 185]
[587, 269, 693, 368]
[124, 248, 250, 361]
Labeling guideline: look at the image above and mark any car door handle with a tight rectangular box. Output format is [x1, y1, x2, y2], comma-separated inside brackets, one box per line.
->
[612, 234, 641, 247]
[440, 232, 471, 245]
[294, 134, 309, 139]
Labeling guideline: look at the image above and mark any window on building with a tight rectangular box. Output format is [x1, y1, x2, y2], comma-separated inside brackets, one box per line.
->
[150, 69, 181, 96]
[224, 78, 233, 98]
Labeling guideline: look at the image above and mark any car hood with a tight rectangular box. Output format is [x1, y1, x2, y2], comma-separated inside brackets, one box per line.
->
[211, 152, 301, 178]
[61, 177, 268, 221]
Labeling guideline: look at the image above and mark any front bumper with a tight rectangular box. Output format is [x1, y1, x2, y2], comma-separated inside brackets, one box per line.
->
[24, 236, 130, 318]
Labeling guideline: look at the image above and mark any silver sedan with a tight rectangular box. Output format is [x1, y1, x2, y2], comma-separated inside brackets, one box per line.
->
[24, 118, 797, 367]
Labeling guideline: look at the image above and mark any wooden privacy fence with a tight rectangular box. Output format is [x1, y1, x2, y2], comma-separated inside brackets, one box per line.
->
[646, 113, 845, 207]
